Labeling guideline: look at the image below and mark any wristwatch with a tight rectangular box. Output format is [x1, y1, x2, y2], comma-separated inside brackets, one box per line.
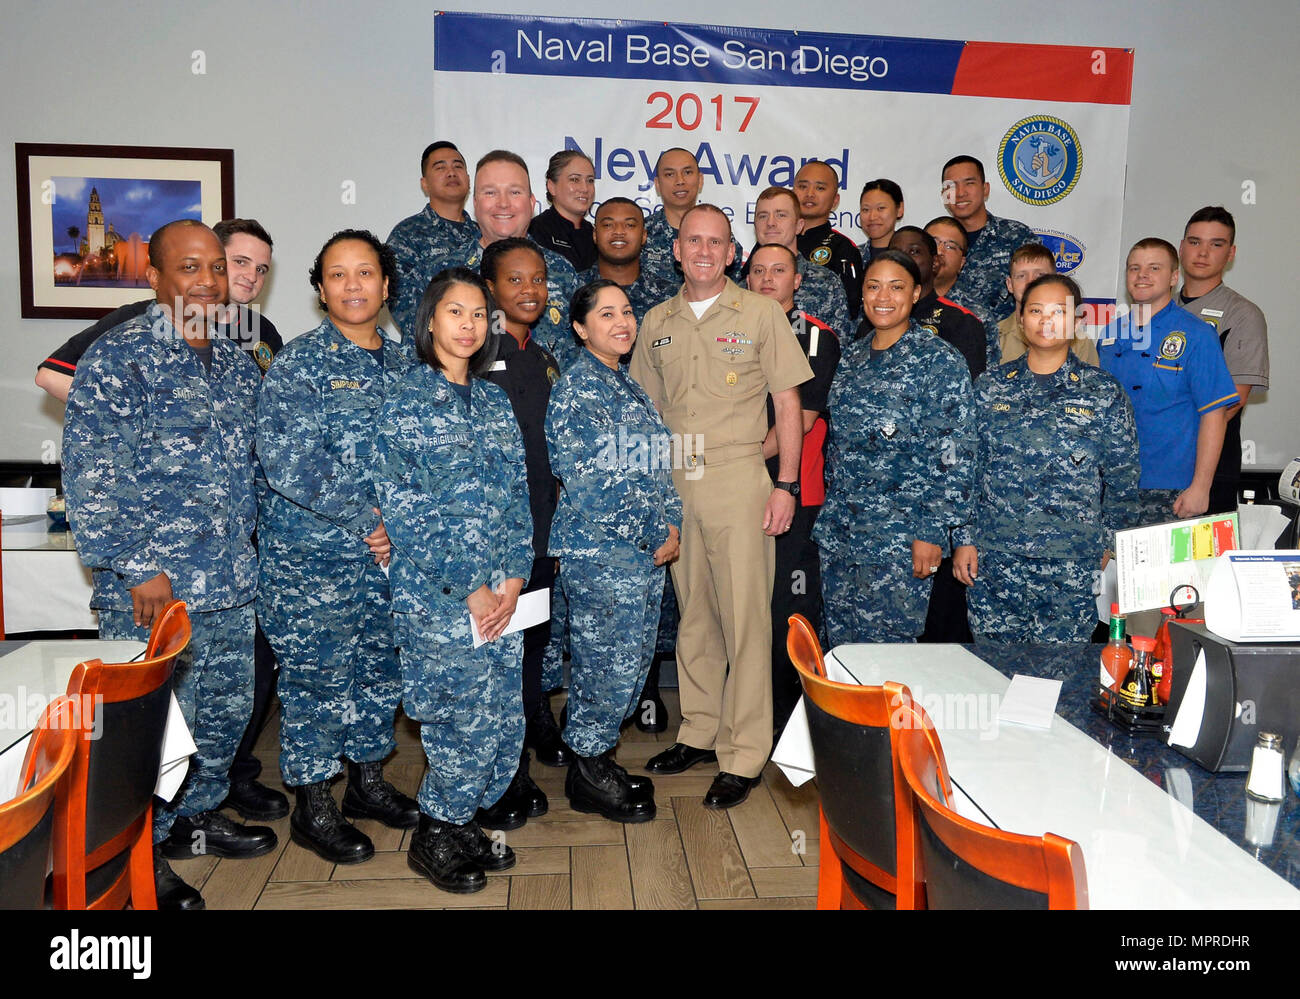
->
[774, 480, 800, 497]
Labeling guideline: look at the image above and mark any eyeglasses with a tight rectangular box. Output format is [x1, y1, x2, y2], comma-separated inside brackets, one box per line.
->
[934, 239, 966, 255]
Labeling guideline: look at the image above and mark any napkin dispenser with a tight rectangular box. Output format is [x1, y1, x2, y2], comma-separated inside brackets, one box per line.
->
[1164, 622, 1300, 771]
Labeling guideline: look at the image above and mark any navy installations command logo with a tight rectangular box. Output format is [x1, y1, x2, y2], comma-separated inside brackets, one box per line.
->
[1033, 228, 1087, 275]
[998, 116, 1083, 206]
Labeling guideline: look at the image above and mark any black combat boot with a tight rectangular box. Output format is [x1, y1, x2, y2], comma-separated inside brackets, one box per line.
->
[454, 818, 516, 872]
[342, 760, 420, 829]
[512, 750, 548, 817]
[526, 695, 574, 767]
[291, 781, 374, 864]
[408, 814, 487, 894]
[153, 845, 204, 910]
[566, 750, 656, 823]
[160, 810, 277, 859]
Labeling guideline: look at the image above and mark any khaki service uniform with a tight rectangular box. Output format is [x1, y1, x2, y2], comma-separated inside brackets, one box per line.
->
[998, 312, 1099, 367]
[629, 279, 812, 778]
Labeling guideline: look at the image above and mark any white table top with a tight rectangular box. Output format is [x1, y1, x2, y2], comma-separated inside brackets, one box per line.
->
[0, 639, 145, 755]
[1, 519, 96, 633]
[1, 515, 77, 551]
[780, 642, 1300, 909]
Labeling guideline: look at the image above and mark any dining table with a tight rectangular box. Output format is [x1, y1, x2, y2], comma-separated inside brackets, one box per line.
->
[0, 638, 193, 804]
[1, 515, 96, 633]
[773, 641, 1300, 909]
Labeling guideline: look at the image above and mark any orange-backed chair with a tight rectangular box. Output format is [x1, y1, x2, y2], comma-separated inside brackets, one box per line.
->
[145, 599, 190, 659]
[47, 599, 191, 909]
[0, 697, 79, 908]
[786, 613, 919, 910]
[895, 699, 1088, 910]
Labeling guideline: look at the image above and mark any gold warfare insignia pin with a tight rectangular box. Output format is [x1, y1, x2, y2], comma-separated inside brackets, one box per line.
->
[1069, 372, 1080, 382]
[726, 371, 738, 386]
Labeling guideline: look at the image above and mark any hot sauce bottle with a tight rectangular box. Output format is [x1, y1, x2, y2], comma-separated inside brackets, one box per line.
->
[1100, 603, 1133, 692]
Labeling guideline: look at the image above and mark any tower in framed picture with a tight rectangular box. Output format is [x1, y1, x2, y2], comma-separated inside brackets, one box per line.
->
[86, 186, 105, 254]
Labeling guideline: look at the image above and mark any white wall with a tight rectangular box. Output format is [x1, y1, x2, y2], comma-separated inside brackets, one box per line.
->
[3, 0, 1298, 468]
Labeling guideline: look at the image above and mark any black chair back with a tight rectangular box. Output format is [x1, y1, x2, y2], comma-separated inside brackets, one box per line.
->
[84, 683, 171, 856]
[0, 805, 55, 908]
[805, 696, 898, 909]
[916, 807, 1050, 909]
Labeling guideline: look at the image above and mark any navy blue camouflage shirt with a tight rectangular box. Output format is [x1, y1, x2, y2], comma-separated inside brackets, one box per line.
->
[546, 349, 682, 568]
[815, 321, 974, 561]
[63, 303, 261, 611]
[386, 205, 480, 338]
[257, 317, 414, 555]
[376, 366, 534, 610]
[955, 353, 1141, 560]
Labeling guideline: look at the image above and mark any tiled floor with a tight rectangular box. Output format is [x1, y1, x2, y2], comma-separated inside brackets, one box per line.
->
[173, 690, 820, 910]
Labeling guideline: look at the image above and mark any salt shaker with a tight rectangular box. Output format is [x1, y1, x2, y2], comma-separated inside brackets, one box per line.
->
[1246, 732, 1286, 802]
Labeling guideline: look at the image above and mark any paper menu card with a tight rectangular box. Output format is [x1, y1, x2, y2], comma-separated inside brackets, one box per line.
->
[1115, 512, 1238, 614]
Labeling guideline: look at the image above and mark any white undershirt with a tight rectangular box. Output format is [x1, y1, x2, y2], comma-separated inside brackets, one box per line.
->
[687, 293, 721, 319]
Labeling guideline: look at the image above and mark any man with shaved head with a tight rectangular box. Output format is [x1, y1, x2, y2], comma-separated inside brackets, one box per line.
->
[631, 205, 813, 809]
[63, 218, 274, 910]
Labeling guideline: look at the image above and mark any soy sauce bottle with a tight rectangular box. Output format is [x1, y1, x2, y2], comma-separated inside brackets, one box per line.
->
[1117, 635, 1156, 711]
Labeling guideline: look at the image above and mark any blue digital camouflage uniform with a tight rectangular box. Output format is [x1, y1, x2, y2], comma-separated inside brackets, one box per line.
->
[948, 212, 1039, 368]
[450, 235, 583, 370]
[577, 266, 674, 325]
[955, 354, 1141, 643]
[256, 318, 414, 786]
[375, 366, 534, 824]
[814, 321, 973, 643]
[546, 350, 683, 756]
[62, 303, 262, 841]
[641, 211, 746, 292]
[795, 256, 852, 343]
[386, 206, 480, 338]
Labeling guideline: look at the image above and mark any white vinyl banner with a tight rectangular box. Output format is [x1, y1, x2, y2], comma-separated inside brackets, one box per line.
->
[433, 13, 1133, 307]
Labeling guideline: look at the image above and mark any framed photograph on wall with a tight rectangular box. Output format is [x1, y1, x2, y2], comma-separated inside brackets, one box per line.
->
[15, 143, 234, 320]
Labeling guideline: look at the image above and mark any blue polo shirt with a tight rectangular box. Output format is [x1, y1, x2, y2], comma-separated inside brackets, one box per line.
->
[1098, 300, 1238, 490]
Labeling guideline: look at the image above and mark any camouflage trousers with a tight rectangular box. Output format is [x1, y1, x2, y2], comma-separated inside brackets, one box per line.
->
[1134, 488, 1184, 528]
[654, 570, 679, 658]
[258, 543, 400, 786]
[541, 570, 568, 692]
[966, 549, 1097, 644]
[821, 553, 932, 644]
[394, 599, 524, 824]
[99, 602, 254, 843]
[561, 555, 663, 757]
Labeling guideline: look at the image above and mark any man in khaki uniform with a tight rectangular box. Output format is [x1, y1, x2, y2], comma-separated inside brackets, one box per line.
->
[630, 205, 812, 809]
[998, 241, 1098, 366]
